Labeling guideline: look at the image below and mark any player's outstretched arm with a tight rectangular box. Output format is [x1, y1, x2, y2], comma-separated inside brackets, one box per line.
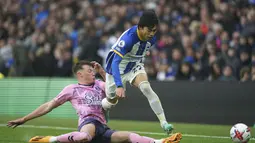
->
[7, 99, 60, 128]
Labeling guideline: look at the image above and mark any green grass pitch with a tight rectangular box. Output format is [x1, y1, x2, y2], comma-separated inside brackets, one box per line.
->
[0, 116, 254, 143]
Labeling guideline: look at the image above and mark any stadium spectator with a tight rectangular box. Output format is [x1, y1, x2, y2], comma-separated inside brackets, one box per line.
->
[252, 65, 255, 81]
[240, 66, 251, 82]
[0, 0, 254, 82]
[175, 62, 195, 81]
[208, 62, 221, 81]
[219, 65, 237, 81]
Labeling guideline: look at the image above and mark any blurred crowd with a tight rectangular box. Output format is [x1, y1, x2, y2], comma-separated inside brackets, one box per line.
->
[0, 0, 255, 82]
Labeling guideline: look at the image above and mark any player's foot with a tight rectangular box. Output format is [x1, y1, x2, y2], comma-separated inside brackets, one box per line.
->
[162, 133, 182, 143]
[162, 123, 174, 134]
[29, 136, 53, 143]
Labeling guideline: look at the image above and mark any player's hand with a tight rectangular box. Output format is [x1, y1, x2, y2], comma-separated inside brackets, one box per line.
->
[91, 61, 103, 73]
[7, 118, 26, 128]
[116, 87, 125, 98]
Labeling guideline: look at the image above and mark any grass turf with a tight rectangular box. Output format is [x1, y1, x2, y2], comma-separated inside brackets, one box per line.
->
[0, 116, 254, 143]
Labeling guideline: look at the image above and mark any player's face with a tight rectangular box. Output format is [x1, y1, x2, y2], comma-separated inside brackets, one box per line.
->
[140, 25, 157, 41]
[77, 65, 95, 84]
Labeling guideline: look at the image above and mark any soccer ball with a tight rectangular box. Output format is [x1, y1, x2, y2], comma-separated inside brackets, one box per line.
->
[230, 123, 251, 143]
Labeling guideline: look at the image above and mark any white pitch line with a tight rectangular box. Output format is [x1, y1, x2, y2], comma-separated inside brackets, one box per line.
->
[0, 124, 254, 140]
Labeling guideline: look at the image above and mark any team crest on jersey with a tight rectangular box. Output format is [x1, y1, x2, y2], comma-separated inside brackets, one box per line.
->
[118, 40, 125, 47]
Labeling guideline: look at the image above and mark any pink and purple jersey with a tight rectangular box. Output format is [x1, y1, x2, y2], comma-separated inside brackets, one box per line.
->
[54, 80, 106, 126]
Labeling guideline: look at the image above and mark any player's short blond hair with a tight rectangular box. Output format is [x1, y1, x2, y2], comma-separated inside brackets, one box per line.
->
[72, 60, 92, 74]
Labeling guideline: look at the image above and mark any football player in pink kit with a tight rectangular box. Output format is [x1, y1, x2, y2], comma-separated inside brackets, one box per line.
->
[7, 60, 182, 143]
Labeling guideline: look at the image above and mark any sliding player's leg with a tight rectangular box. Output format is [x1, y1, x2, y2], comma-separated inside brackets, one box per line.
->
[29, 119, 96, 143]
[54, 123, 94, 142]
[110, 131, 182, 143]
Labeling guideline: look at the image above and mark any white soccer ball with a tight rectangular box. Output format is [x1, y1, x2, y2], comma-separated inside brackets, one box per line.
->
[230, 123, 251, 143]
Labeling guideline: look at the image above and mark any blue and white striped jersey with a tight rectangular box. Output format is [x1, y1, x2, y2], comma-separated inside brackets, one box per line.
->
[105, 25, 156, 87]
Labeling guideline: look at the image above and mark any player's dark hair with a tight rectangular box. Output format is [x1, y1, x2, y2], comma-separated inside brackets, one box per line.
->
[138, 10, 159, 29]
[72, 60, 92, 74]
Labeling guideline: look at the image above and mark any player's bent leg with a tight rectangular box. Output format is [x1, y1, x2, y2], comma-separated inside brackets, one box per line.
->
[132, 73, 173, 134]
[56, 123, 94, 143]
[102, 96, 119, 122]
[137, 80, 164, 120]
[29, 132, 92, 143]
[103, 73, 119, 110]
[29, 124, 95, 143]
[56, 131, 92, 143]
[102, 97, 118, 110]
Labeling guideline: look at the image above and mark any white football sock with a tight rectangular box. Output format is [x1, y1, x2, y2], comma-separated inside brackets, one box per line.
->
[155, 139, 164, 143]
[49, 136, 57, 143]
[138, 81, 167, 126]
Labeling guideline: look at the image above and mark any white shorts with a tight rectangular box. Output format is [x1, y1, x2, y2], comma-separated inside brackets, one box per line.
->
[105, 63, 146, 99]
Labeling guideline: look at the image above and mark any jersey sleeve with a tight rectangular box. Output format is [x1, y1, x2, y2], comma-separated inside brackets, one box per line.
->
[110, 34, 133, 87]
[111, 54, 123, 87]
[112, 34, 133, 58]
[54, 85, 73, 105]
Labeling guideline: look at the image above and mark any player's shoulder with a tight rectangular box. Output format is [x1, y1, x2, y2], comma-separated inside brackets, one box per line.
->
[62, 84, 77, 91]
[149, 35, 157, 45]
[95, 79, 105, 85]
[95, 79, 105, 90]
[95, 79, 104, 83]
[119, 25, 139, 43]
[125, 25, 138, 36]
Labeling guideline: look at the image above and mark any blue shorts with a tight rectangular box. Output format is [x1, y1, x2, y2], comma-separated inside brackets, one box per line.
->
[78, 118, 115, 143]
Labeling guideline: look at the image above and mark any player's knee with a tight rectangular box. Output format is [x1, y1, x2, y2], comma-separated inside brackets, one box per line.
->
[74, 132, 92, 142]
[102, 97, 118, 110]
[138, 81, 159, 100]
[128, 133, 140, 142]
[111, 131, 131, 143]
[138, 81, 151, 95]
[107, 96, 118, 104]
[82, 132, 92, 142]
